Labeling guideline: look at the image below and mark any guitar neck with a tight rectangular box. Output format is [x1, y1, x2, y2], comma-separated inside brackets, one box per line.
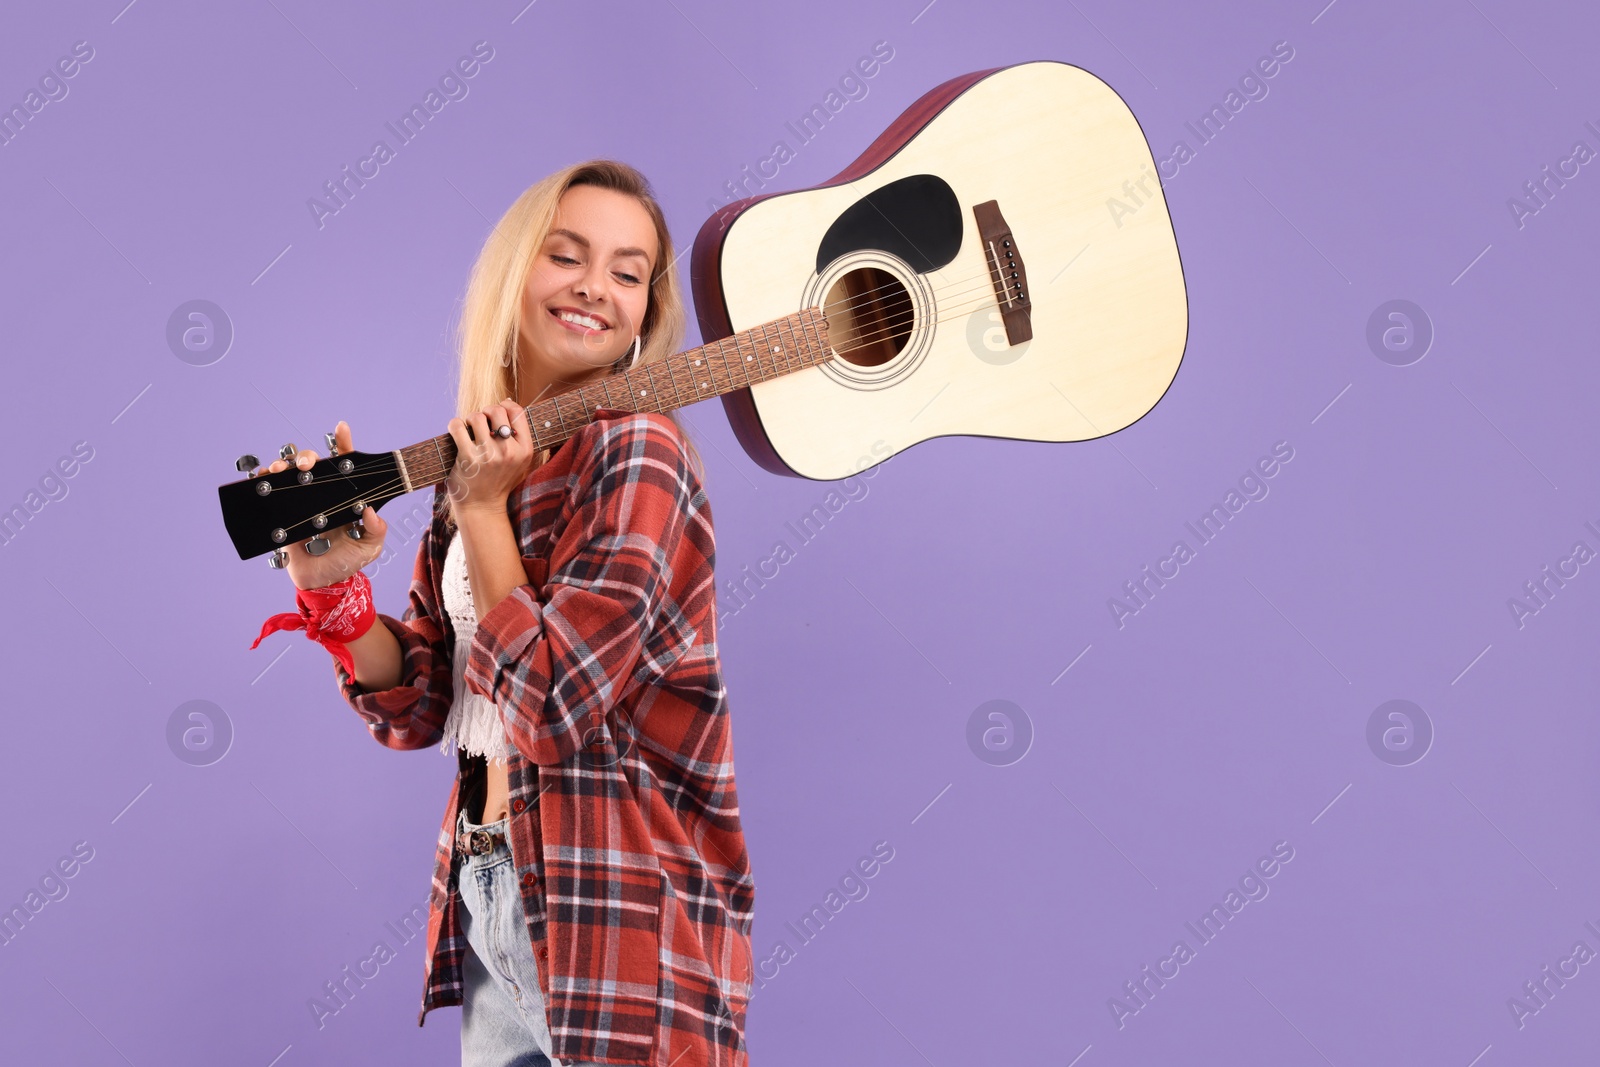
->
[391, 306, 831, 492]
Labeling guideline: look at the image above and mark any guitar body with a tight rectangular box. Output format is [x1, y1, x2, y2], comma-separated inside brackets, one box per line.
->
[691, 60, 1188, 480]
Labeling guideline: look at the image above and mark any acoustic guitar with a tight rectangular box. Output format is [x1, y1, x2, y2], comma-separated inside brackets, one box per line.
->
[218, 59, 1186, 563]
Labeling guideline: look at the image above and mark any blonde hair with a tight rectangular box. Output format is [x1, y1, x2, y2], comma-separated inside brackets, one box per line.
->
[441, 159, 704, 529]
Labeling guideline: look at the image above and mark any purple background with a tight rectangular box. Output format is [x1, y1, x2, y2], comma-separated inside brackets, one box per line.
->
[2, 0, 1597, 1063]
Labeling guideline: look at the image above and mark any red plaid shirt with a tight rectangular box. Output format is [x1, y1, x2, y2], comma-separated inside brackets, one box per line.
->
[331, 409, 755, 1066]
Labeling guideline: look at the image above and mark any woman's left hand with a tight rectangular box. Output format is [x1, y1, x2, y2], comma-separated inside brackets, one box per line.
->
[445, 399, 535, 514]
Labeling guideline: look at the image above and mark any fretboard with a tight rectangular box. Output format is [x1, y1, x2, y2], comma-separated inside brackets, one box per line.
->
[394, 305, 831, 490]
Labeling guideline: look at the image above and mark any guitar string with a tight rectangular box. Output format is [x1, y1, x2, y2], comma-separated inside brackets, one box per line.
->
[272, 265, 1016, 489]
[260, 264, 1024, 484]
[261, 278, 1016, 487]
[257, 278, 1038, 534]
[256, 278, 1036, 536]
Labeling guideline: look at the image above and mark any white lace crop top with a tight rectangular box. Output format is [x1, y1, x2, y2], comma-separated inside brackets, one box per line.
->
[437, 526, 513, 761]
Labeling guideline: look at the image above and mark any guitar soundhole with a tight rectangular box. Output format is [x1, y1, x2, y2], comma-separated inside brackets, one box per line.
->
[822, 267, 913, 368]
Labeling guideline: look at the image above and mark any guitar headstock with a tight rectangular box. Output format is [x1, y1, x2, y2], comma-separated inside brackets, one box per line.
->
[217, 444, 407, 561]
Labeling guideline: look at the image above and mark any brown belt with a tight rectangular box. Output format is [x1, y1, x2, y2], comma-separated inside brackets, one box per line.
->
[455, 823, 508, 856]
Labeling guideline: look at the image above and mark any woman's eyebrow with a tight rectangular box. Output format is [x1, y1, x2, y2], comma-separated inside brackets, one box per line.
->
[549, 227, 651, 262]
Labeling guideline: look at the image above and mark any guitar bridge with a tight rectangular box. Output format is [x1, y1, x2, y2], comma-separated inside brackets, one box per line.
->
[972, 200, 1032, 345]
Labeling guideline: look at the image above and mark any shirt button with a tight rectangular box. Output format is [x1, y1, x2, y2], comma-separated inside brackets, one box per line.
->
[539, 947, 548, 960]
[521, 872, 537, 890]
[511, 798, 526, 814]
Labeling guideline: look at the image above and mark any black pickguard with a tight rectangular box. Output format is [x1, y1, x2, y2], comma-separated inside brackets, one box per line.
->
[816, 173, 963, 275]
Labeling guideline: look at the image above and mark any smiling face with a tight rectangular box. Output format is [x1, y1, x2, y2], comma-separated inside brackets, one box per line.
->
[516, 183, 659, 396]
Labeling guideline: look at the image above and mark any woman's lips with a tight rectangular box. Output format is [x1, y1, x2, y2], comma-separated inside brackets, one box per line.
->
[549, 307, 609, 335]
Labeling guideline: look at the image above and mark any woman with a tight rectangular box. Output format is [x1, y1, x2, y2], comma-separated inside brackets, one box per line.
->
[250, 159, 755, 1067]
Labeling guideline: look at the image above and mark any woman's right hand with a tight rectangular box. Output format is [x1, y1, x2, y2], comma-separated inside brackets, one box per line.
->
[248, 420, 389, 591]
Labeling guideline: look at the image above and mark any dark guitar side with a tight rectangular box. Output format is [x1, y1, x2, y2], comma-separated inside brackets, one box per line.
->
[688, 66, 1003, 479]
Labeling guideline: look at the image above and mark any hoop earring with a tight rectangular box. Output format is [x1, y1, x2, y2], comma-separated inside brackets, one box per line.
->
[627, 333, 642, 369]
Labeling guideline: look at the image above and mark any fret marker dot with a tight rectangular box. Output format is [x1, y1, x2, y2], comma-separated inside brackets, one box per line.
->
[544, 420, 551, 427]
[639, 389, 647, 396]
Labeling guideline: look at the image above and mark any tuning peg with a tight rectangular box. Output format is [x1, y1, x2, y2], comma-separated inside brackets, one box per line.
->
[304, 535, 332, 556]
[346, 521, 365, 541]
[267, 548, 289, 569]
[325, 431, 340, 456]
[236, 454, 260, 473]
[279, 442, 297, 462]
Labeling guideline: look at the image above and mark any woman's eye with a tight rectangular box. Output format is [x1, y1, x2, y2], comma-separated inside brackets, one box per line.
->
[552, 254, 578, 265]
[617, 273, 641, 284]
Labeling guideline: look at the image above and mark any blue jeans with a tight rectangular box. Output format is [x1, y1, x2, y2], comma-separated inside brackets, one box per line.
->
[456, 809, 604, 1067]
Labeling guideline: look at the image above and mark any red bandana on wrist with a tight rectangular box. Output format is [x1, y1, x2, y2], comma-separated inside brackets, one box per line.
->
[250, 571, 376, 677]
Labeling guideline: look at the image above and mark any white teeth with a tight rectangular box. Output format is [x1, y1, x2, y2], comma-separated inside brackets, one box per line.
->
[557, 310, 606, 330]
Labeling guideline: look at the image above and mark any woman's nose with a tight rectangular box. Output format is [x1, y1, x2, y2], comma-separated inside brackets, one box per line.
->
[574, 265, 608, 302]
